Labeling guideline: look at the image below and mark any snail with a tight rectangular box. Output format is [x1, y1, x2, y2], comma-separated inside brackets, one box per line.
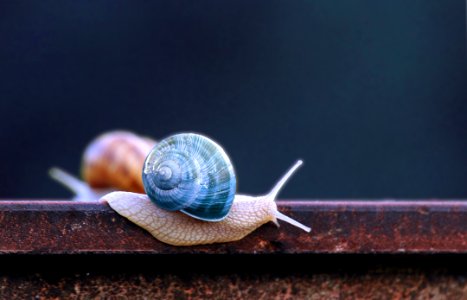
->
[50, 130, 156, 200]
[51, 132, 311, 246]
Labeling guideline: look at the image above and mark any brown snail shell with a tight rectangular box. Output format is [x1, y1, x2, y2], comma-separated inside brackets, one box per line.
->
[82, 131, 156, 193]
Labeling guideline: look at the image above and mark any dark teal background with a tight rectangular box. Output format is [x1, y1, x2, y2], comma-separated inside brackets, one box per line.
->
[0, 1, 466, 199]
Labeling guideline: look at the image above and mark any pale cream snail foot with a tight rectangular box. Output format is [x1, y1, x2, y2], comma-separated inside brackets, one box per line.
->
[102, 159, 310, 246]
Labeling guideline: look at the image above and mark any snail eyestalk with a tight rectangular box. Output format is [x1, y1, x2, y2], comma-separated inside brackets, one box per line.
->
[268, 160, 303, 201]
[49, 167, 111, 201]
[265, 160, 311, 233]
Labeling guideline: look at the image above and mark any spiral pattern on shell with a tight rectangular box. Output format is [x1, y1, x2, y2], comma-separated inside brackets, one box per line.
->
[142, 133, 236, 222]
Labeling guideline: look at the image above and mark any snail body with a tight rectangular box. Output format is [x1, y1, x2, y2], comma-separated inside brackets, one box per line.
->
[104, 159, 310, 246]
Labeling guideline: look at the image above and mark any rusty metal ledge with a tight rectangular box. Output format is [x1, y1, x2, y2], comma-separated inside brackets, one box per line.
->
[0, 200, 466, 254]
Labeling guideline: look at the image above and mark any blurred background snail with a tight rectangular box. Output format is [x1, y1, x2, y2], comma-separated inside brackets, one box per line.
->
[50, 130, 156, 200]
[51, 131, 311, 246]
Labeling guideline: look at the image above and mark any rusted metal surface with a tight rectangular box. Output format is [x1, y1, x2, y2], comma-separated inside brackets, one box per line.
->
[0, 254, 464, 298]
[0, 199, 466, 254]
[1, 269, 467, 299]
[1, 254, 466, 299]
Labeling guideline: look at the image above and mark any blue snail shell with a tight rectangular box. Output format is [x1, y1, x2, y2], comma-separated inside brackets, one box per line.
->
[142, 133, 237, 222]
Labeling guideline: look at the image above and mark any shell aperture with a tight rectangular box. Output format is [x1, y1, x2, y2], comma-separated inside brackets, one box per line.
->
[142, 133, 236, 222]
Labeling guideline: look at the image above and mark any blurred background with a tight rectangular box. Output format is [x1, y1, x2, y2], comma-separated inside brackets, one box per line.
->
[0, 1, 466, 199]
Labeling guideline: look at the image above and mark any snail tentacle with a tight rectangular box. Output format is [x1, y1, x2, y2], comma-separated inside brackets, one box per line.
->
[49, 167, 111, 201]
[261, 160, 311, 233]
